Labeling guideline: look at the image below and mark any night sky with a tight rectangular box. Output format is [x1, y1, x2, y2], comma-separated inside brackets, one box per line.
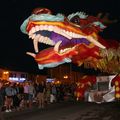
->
[0, 0, 120, 74]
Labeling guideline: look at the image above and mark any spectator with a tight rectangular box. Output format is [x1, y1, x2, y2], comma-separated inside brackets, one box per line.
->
[28, 82, 36, 108]
[36, 82, 45, 109]
[51, 84, 57, 103]
[0, 81, 4, 120]
[45, 83, 51, 104]
[12, 83, 20, 111]
[5, 82, 14, 112]
[23, 82, 29, 108]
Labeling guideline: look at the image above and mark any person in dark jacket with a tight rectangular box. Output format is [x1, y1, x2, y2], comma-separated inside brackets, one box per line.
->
[35, 82, 45, 108]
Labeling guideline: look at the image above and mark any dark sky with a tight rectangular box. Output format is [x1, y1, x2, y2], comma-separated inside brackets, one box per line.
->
[0, 0, 120, 74]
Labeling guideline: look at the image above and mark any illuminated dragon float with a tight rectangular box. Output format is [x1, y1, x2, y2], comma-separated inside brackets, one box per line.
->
[20, 8, 120, 74]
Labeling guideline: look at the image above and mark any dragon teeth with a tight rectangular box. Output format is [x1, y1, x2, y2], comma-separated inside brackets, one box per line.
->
[32, 34, 36, 39]
[29, 25, 105, 50]
[31, 27, 36, 33]
[35, 35, 54, 45]
[54, 41, 62, 52]
[48, 25, 54, 31]
[35, 26, 40, 31]
[28, 25, 86, 40]
[59, 47, 73, 54]
[33, 34, 40, 53]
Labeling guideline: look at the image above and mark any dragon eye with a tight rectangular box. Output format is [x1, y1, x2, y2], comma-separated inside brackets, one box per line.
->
[70, 15, 80, 25]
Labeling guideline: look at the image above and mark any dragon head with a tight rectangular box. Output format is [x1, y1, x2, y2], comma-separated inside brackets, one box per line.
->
[67, 11, 106, 35]
[20, 8, 106, 69]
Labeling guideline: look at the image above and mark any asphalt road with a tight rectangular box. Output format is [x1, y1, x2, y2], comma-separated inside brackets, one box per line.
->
[3, 101, 120, 120]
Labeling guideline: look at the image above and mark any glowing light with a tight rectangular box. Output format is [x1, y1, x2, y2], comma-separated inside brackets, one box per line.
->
[63, 75, 68, 79]
[3, 71, 9, 74]
[9, 77, 18, 81]
[115, 81, 119, 86]
[46, 78, 55, 82]
[116, 93, 120, 98]
[20, 78, 26, 81]
[56, 81, 60, 84]
[115, 87, 120, 92]
[9, 77, 26, 82]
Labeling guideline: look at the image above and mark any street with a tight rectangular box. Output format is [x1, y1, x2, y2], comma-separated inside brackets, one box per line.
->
[2, 101, 120, 120]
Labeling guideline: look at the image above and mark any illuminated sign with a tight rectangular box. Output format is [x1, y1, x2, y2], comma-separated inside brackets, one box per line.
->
[9, 77, 26, 82]
[46, 78, 55, 82]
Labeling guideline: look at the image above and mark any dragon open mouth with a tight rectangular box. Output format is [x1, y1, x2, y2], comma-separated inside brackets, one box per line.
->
[20, 8, 107, 69]
[27, 22, 105, 53]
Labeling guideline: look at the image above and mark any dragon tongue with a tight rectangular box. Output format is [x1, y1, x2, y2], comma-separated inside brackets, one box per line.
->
[54, 41, 62, 52]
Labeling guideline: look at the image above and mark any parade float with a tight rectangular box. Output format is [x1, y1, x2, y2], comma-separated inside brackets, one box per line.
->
[20, 8, 120, 103]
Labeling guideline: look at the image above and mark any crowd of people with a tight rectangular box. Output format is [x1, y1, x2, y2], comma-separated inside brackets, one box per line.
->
[0, 79, 76, 114]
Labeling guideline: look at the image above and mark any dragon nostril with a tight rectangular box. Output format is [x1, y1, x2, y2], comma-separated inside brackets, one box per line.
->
[32, 8, 52, 15]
